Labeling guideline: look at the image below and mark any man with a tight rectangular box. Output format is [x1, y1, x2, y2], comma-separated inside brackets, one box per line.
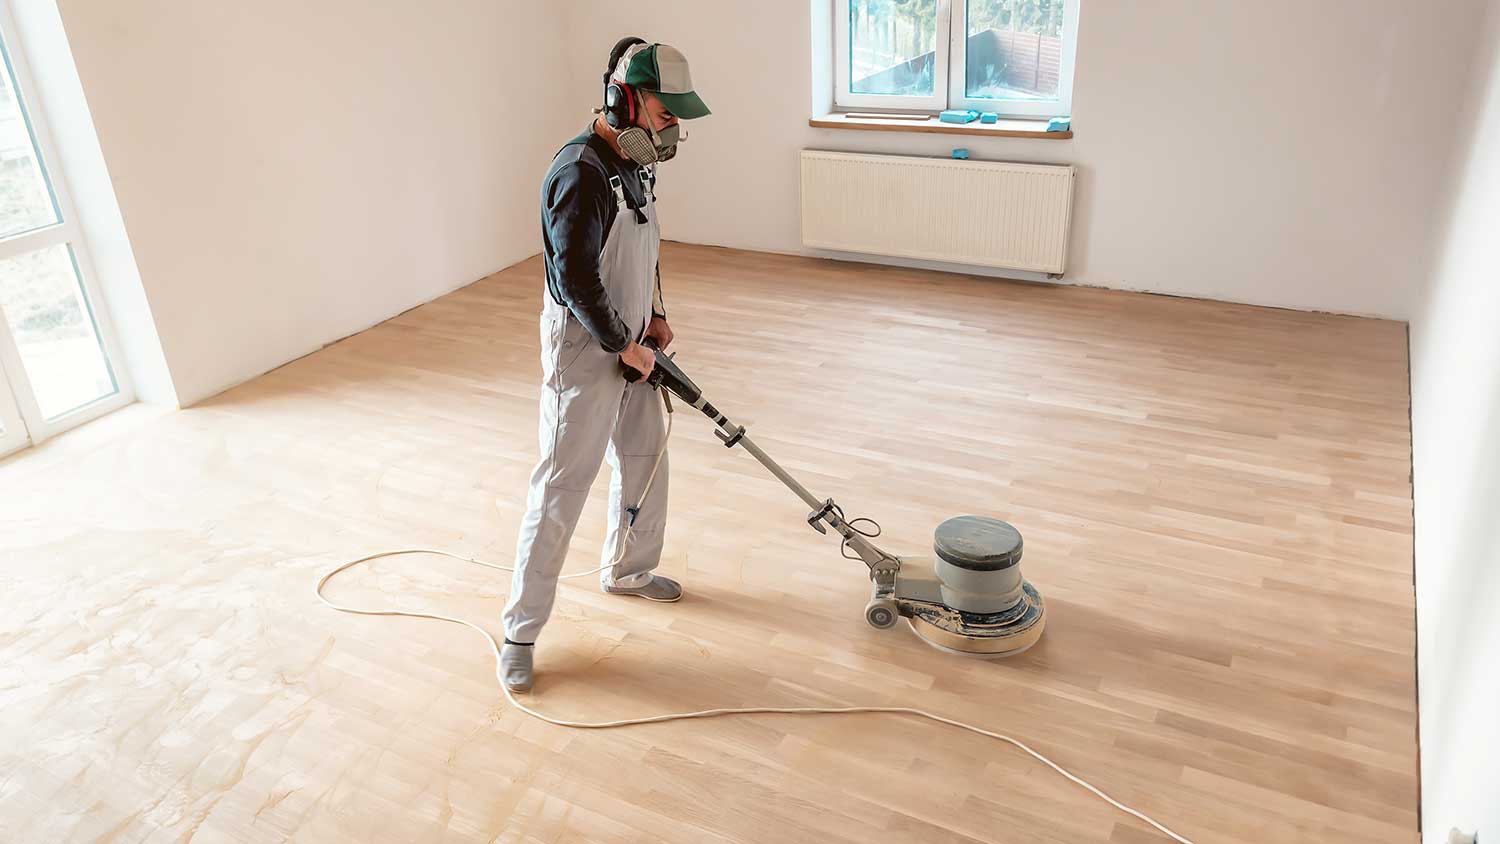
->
[500, 39, 711, 692]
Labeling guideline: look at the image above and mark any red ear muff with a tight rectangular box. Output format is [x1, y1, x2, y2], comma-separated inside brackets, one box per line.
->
[604, 82, 639, 130]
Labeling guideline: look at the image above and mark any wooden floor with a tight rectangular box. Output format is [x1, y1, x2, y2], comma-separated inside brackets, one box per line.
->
[0, 244, 1417, 843]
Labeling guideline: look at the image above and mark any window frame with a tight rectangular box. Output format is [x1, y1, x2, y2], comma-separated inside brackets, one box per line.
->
[948, 0, 1078, 117]
[835, 0, 952, 112]
[832, 0, 1079, 120]
[0, 0, 132, 452]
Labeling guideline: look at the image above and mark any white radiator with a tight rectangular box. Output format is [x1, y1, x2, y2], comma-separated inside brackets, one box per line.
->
[799, 150, 1075, 275]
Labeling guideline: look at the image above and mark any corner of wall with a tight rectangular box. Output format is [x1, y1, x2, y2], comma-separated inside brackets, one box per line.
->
[1408, 1, 1500, 841]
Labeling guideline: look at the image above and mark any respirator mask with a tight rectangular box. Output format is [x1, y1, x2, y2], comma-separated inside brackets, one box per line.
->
[604, 83, 685, 167]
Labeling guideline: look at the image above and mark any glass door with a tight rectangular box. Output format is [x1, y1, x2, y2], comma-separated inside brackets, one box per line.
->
[0, 0, 130, 455]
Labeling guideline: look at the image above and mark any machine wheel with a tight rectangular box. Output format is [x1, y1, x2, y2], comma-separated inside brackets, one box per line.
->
[865, 599, 899, 629]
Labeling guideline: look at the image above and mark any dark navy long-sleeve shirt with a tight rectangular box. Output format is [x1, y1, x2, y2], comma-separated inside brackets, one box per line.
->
[540, 124, 663, 354]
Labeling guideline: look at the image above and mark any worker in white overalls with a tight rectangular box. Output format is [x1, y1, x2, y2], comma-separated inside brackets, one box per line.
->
[500, 38, 710, 692]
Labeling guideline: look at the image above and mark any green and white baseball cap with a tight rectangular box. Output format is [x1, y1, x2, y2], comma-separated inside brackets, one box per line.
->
[615, 43, 711, 120]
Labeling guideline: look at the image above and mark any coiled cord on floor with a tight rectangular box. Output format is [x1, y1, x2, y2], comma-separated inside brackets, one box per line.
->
[313, 547, 1198, 844]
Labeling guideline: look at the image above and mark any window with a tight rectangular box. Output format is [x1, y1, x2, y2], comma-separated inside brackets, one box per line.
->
[0, 1, 129, 457]
[834, 0, 1079, 119]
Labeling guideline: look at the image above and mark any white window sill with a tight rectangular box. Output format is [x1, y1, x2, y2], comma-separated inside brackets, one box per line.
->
[809, 112, 1073, 140]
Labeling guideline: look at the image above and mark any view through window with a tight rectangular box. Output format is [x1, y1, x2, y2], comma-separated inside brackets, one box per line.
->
[837, 0, 1078, 118]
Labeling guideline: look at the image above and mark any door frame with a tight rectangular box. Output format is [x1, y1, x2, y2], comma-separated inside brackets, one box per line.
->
[0, 360, 26, 458]
[0, 0, 133, 451]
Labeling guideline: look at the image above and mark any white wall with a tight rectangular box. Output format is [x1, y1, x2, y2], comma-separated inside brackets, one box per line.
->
[49, 1, 1481, 401]
[1410, 1, 1500, 840]
[54, 0, 572, 406]
[563, 0, 1483, 320]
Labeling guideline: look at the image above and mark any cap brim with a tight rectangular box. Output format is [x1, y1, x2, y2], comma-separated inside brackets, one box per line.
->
[654, 89, 710, 120]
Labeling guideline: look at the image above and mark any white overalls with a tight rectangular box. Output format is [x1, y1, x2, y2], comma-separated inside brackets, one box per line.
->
[503, 171, 666, 644]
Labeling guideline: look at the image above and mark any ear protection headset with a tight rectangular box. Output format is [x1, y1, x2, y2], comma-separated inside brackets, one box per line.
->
[602, 36, 648, 133]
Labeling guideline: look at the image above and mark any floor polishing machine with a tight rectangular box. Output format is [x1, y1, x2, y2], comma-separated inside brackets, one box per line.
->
[624, 339, 1046, 657]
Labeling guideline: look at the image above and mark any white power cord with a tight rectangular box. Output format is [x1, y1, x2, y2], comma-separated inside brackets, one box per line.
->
[313, 394, 1198, 844]
[314, 549, 1196, 843]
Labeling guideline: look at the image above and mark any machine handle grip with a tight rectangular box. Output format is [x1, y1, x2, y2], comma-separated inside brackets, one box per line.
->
[620, 336, 661, 383]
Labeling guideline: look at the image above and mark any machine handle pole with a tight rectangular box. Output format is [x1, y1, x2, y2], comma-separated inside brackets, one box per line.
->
[735, 431, 895, 571]
[736, 435, 823, 511]
[618, 340, 897, 571]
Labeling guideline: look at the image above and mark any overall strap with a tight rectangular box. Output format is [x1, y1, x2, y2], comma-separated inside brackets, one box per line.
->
[607, 174, 629, 212]
[610, 172, 648, 223]
[638, 166, 657, 203]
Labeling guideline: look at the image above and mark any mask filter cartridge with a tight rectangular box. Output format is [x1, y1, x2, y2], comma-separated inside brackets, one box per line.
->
[616, 126, 660, 167]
